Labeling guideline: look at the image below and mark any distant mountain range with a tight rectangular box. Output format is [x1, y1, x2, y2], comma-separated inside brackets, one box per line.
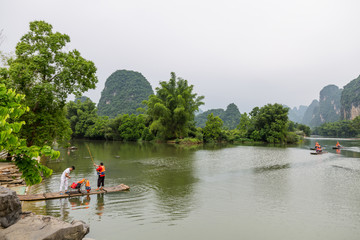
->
[95, 69, 360, 129]
[288, 75, 360, 128]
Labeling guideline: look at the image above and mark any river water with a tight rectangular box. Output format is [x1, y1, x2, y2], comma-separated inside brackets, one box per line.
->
[23, 138, 360, 240]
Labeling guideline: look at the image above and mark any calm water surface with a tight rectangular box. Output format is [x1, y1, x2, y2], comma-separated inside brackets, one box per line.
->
[23, 138, 360, 240]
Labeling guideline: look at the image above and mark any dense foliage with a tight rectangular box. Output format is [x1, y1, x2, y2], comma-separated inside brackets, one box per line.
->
[67, 97, 308, 144]
[195, 103, 241, 129]
[235, 104, 308, 143]
[66, 98, 99, 138]
[250, 103, 289, 143]
[142, 72, 204, 140]
[1, 21, 97, 146]
[66, 98, 154, 141]
[341, 75, 360, 120]
[0, 83, 59, 185]
[312, 116, 360, 137]
[203, 113, 224, 142]
[98, 70, 154, 118]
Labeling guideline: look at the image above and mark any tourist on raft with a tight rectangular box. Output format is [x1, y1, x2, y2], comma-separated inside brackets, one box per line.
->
[94, 162, 106, 191]
[59, 166, 75, 194]
[315, 145, 322, 153]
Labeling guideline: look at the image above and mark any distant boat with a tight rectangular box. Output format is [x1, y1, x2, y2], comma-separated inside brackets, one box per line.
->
[332, 146, 343, 149]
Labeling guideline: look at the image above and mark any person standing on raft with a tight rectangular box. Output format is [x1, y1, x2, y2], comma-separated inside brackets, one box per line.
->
[59, 166, 75, 194]
[94, 162, 106, 190]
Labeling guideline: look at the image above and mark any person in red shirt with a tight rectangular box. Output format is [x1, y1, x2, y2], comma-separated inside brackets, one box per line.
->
[94, 162, 106, 190]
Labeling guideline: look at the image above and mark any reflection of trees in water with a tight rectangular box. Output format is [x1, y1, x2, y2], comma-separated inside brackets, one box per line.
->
[35, 140, 205, 223]
[142, 147, 198, 223]
[152, 170, 197, 222]
[250, 148, 290, 210]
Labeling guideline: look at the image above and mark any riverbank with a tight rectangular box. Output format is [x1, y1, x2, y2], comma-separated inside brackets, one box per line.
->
[0, 186, 90, 240]
[0, 162, 27, 194]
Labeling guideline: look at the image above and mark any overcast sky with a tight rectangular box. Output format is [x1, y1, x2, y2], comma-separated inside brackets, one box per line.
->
[1, 0, 360, 113]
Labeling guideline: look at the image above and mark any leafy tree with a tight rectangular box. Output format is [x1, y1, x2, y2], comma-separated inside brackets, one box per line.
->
[195, 108, 225, 128]
[143, 72, 204, 139]
[85, 116, 109, 139]
[2, 21, 97, 146]
[0, 83, 59, 185]
[295, 123, 311, 137]
[118, 114, 146, 141]
[237, 112, 251, 137]
[104, 115, 123, 140]
[203, 113, 224, 142]
[66, 98, 98, 138]
[251, 103, 289, 143]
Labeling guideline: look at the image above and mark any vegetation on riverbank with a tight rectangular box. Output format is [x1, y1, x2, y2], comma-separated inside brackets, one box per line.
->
[0, 21, 96, 184]
[66, 97, 309, 144]
[312, 116, 360, 137]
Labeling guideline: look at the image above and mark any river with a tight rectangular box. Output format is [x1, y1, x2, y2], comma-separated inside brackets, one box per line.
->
[23, 138, 360, 240]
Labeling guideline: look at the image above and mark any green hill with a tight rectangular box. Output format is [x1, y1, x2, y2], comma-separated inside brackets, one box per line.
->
[97, 70, 154, 118]
[302, 99, 319, 127]
[300, 85, 341, 128]
[195, 103, 241, 129]
[341, 75, 360, 120]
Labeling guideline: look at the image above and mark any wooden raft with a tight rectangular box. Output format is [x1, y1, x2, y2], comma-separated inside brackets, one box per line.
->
[18, 184, 130, 201]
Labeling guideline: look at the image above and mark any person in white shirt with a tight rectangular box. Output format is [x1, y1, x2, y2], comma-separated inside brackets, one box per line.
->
[59, 166, 75, 194]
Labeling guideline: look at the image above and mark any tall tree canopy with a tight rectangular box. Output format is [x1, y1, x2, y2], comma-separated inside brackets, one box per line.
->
[66, 98, 99, 138]
[2, 21, 98, 146]
[251, 103, 289, 143]
[0, 83, 59, 185]
[143, 72, 204, 139]
[203, 113, 223, 142]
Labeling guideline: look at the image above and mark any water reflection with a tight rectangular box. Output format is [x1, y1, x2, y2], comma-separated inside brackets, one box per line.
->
[250, 148, 291, 214]
[253, 163, 291, 173]
[96, 194, 105, 219]
[22, 139, 360, 240]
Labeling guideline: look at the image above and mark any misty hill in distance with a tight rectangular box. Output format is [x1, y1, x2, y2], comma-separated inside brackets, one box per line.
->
[195, 103, 241, 129]
[287, 105, 308, 123]
[341, 75, 360, 120]
[289, 84, 344, 128]
[97, 70, 154, 118]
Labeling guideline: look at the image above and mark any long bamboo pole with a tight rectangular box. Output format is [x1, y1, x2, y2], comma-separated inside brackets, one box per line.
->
[85, 144, 95, 165]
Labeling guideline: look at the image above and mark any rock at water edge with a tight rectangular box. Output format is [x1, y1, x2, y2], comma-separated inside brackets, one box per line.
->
[0, 186, 22, 228]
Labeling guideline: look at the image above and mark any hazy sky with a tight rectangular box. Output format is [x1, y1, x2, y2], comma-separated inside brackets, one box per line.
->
[1, 0, 360, 112]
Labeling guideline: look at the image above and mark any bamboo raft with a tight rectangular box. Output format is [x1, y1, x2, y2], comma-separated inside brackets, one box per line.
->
[310, 151, 328, 155]
[18, 184, 130, 201]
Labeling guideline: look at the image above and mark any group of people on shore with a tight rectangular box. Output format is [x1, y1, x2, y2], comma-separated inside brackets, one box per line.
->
[59, 162, 106, 194]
